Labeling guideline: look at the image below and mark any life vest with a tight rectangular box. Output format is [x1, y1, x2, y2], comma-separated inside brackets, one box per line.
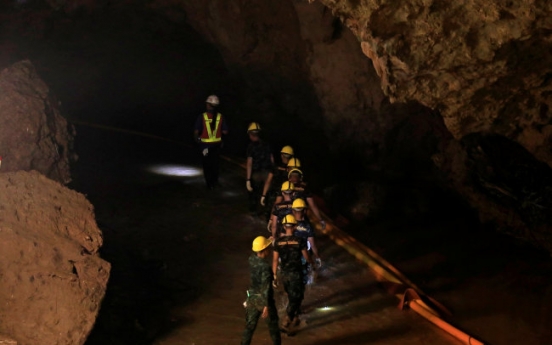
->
[200, 112, 222, 143]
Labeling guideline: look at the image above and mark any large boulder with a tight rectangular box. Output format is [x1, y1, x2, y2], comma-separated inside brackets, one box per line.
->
[0, 60, 75, 184]
[0, 170, 110, 345]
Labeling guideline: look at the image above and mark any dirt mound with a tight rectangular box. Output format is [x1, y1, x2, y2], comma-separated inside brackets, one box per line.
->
[0, 60, 75, 184]
[0, 170, 110, 345]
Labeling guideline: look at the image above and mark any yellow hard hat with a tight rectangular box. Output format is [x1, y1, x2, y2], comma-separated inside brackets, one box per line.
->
[247, 122, 261, 133]
[287, 157, 301, 168]
[280, 145, 294, 155]
[282, 214, 297, 225]
[252, 236, 272, 252]
[288, 168, 303, 179]
[281, 181, 295, 193]
[292, 198, 306, 209]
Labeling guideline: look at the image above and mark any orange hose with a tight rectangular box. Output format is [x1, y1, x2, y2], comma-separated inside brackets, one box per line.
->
[409, 300, 485, 345]
[311, 214, 486, 345]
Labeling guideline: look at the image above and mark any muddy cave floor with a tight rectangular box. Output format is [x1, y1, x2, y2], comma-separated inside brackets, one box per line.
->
[70, 126, 552, 345]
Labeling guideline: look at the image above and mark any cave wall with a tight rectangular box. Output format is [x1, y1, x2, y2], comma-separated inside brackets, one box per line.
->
[0, 60, 75, 184]
[173, 0, 552, 251]
[317, 0, 552, 166]
[0, 170, 110, 345]
[312, 0, 552, 252]
[1, 0, 551, 252]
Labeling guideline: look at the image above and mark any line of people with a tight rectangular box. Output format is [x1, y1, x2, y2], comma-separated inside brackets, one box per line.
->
[242, 121, 327, 345]
[193, 97, 326, 344]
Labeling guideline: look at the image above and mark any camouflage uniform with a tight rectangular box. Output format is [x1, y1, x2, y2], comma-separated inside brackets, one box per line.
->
[241, 254, 281, 345]
[246, 140, 273, 216]
[274, 235, 307, 322]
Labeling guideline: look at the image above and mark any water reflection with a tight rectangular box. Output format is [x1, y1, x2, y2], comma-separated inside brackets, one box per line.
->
[146, 164, 202, 177]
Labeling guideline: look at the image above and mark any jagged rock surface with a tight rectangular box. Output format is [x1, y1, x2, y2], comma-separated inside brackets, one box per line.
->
[318, 0, 552, 165]
[0, 60, 75, 184]
[0, 170, 110, 345]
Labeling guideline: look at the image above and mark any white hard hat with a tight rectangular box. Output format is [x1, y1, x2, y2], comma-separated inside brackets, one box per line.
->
[206, 95, 219, 106]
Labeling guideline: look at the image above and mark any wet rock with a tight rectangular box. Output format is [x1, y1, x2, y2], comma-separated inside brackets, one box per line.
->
[0, 171, 110, 345]
[0, 60, 76, 184]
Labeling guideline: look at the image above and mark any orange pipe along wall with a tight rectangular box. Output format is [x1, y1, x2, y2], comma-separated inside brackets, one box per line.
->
[310, 212, 485, 345]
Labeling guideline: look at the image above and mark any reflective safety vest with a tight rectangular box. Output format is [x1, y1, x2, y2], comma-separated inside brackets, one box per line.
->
[200, 112, 222, 143]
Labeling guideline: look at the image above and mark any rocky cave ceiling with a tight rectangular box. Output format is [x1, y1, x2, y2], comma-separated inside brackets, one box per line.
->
[1, 0, 552, 253]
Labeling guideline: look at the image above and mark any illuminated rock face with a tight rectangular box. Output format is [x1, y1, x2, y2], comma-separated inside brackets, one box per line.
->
[0, 170, 110, 345]
[317, 0, 552, 165]
[0, 60, 75, 184]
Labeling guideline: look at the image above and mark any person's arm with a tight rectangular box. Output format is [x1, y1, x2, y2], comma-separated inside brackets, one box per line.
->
[307, 196, 324, 226]
[260, 262, 272, 318]
[302, 248, 313, 267]
[221, 114, 229, 135]
[272, 250, 280, 280]
[246, 157, 253, 191]
[261, 172, 274, 204]
[271, 213, 278, 239]
[308, 237, 319, 260]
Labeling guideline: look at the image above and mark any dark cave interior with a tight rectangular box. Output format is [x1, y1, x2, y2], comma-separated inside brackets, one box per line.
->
[1, 1, 552, 344]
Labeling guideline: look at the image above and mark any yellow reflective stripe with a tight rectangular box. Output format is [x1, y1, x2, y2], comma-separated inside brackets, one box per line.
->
[201, 113, 222, 143]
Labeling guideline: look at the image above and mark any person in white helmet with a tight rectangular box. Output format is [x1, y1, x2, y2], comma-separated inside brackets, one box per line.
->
[193, 95, 229, 189]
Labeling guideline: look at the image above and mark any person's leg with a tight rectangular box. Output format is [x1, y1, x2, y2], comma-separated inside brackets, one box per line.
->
[266, 299, 281, 345]
[251, 170, 268, 216]
[286, 272, 305, 321]
[248, 171, 261, 214]
[210, 145, 221, 186]
[201, 150, 211, 187]
[241, 307, 261, 345]
[282, 274, 293, 325]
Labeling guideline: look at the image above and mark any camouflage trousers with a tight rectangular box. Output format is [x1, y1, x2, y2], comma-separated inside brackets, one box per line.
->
[281, 270, 305, 320]
[241, 298, 281, 345]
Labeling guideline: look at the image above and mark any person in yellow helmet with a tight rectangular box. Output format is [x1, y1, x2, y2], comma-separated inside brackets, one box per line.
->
[275, 167, 327, 231]
[272, 214, 313, 334]
[246, 122, 274, 218]
[291, 198, 322, 273]
[269, 181, 295, 240]
[193, 95, 229, 189]
[241, 236, 281, 345]
[261, 145, 294, 210]
[286, 157, 301, 173]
